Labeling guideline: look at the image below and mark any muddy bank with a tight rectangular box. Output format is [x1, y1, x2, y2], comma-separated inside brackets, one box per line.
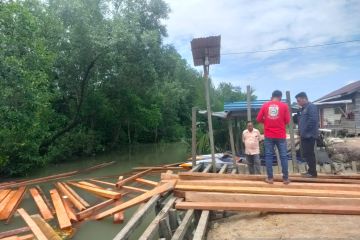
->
[207, 212, 360, 240]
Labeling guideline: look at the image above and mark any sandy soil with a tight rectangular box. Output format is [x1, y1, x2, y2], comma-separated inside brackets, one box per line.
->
[207, 212, 360, 240]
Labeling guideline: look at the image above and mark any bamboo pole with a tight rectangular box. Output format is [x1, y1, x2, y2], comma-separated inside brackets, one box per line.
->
[192, 107, 197, 168]
[247, 85, 251, 121]
[286, 91, 299, 172]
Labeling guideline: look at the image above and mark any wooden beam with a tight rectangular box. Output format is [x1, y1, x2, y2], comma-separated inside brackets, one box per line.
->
[35, 186, 55, 214]
[18, 234, 34, 240]
[132, 167, 184, 171]
[218, 164, 228, 174]
[134, 178, 158, 187]
[286, 90, 299, 172]
[175, 184, 360, 198]
[112, 195, 161, 240]
[16, 208, 48, 240]
[68, 182, 121, 199]
[171, 209, 194, 240]
[176, 179, 360, 191]
[0, 186, 26, 222]
[78, 181, 104, 189]
[0, 191, 16, 213]
[95, 180, 176, 220]
[139, 197, 177, 240]
[0, 189, 11, 203]
[61, 183, 90, 208]
[113, 201, 124, 224]
[49, 189, 72, 230]
[76, 199, 115, 220]
[29, 188, 54, 221]
[176, 201, 360, 215]
[192, 106, 197, 168]
[122, 186, 148, 193]
[61, 197, 78, 222]
[193, 210, 210, 240]
[88, 179, 116, 187]
[116, 169, 153, 188]
[0, 227, 30, 239]
[184, 191, 360, 206]
[31, 214, 61, 240]
[55, 183, 86, 211]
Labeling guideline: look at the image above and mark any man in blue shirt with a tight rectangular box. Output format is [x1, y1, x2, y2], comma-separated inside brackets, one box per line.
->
[295, 92, 319, 178]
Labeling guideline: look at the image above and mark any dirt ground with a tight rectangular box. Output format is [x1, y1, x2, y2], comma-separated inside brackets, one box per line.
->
[207, 212, 360, 240]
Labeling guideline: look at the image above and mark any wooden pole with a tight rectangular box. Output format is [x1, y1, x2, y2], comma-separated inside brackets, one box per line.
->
[192, 107, 197, 168]
[203, 54, 216, 173]
[247, 85, 251, 121]
[286, 91, 299, 172]
[228, 120, 237, 170]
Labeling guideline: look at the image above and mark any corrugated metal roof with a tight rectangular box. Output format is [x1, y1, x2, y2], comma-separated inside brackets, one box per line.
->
[315, 80, 360, 102]
[224, 100, 289, 111]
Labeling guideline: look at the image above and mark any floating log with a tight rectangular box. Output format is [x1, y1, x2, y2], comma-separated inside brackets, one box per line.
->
[139, 197, 177, 240]
[116, 169, 153, 188]
[0, 227, 30, 239]
[0, 186, 26, 222]
[112, 195, 161, 240]
[95, 180, 176, 220]
[68, 182, 121, 199]
[55, 183, 86, 211]
[134, 178, 158, 187]
[16, 208, 48, 240]
[176, 201, 360, 215]
[0, 162, 115, 190]
[76, 199, 115, 220]
[49, 189, 72, 230]
[113, 201, 124, 224]
[175, 184, 360, 198]
[31, 214, 62, 240]
[62, 183, 90, 208]
[29, 188, 54, 221]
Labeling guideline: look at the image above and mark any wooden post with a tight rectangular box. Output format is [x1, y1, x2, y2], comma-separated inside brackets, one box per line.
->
[228, 120, 237, 169]
[247, 85, 251, 121]
[286, 91, 299, 172]
[192, 107, 197, 168]
[203, 56, 216, 173]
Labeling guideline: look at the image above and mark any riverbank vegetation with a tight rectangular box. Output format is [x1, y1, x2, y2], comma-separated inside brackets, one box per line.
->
[0, 0, 252, 176]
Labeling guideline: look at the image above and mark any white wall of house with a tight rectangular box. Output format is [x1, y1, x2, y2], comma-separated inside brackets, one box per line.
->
[323, 107, 342, 125]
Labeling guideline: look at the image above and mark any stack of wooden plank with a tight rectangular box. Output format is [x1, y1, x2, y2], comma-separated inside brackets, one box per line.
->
[164, 172, 360, 215]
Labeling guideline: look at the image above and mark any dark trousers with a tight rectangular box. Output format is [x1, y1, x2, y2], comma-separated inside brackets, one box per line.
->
[245, 154, 261, 175]
[301, 138, 317, 176]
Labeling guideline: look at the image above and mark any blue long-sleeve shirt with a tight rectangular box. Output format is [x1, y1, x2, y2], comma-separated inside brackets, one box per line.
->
[298, 102, 319, 139]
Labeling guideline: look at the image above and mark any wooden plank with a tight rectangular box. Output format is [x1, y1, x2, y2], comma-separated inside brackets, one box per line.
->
[193, 210, 210, 240]
[68, 182, 121, 199]
[176, 201, 360, 215]
[0, 236, 20, 240]
[0, 187, 26, 221]
[113, 195, 161, 240]
[122, 186, 148, 193]
[61, 197, 78, 222]
[132, 167, 183, 172]
[55, 183, 85, 211]
[18, 234, 34, 240]
[139, 197, 177, 240]
[95, 180, 176, 220]
[218, 164, 228, 174]
[171, 209, 194, 240]
[0, 227, 30, 239]
[61, 183, 90, 208]
[116, 169, 153, 188]
[16, 208, 48, 240]
[176, 179, 360, 191]
[113, 201, 124, 224]
[177, 172, 360, 184]
[0, 190, 11, 203]
[0, 191, 16, 213]
[29, 188, 54, 221]
[76, 199, 115, 220]
[185, 192, 360, 206]
[175, 184, 360, 198]
[35, 186, 55, 214]
[88, 179, 116, 187]
[31, 214, 61, 240]
[49, 189, 72, 230]
[134, 178, 158, 187]
[78, 181, 104, 189]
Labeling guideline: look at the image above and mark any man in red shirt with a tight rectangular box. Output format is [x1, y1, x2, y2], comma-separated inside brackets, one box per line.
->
[256, 90, 290, 184]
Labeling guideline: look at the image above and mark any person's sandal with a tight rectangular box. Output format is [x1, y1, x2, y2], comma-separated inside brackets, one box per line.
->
[265, 178, 274, 184]
[283, 179, 290, 185]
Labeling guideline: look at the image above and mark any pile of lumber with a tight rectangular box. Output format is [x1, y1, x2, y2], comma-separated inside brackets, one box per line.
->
[163, 172, 360, 215]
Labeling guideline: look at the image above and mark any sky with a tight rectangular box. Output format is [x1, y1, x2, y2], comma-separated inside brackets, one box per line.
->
[163, 0, 360, 101]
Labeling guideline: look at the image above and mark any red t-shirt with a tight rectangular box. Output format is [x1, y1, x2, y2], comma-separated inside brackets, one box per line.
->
[256, 100, 290, 139]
